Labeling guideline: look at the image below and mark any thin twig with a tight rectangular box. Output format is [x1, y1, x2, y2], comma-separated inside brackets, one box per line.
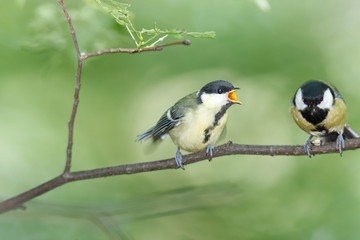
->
[59, 0, 190, 174]
[0, 138, 359, 214]
[81, 40, 191, 61]
[58, 0, 82, 174]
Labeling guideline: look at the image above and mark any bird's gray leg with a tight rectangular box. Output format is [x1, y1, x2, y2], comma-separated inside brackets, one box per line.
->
[336, 132, 345, 156]
[304, 135, 313, 157]
[206, 144, 215, 161]
[175, 146, 184, 169]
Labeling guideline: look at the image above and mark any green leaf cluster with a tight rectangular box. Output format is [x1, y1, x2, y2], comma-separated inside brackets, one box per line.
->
[96, 0, 215, 49]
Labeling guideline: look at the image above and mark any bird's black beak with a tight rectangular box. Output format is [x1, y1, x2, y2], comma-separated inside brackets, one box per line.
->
[228, 88, 242, 104]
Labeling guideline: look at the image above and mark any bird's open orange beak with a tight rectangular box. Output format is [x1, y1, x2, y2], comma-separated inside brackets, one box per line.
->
[228, 88, 242, 104]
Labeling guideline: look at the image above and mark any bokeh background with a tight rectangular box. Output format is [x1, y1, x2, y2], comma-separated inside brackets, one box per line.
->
[1, 0, 360, 239]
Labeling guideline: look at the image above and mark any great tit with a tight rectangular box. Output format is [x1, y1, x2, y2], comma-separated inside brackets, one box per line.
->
[136, 80, 242, 168]
[290, 80, 358, 156]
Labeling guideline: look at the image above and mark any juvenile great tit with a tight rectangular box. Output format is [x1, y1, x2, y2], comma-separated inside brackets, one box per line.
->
[136, 80, 242, 168]
[291, 80, 358, 157]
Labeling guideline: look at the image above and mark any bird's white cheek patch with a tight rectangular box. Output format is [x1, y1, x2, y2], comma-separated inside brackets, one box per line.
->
[295, 89, 307, 110]
[201, 93, 228, 109]
[317, 88, 334, 109]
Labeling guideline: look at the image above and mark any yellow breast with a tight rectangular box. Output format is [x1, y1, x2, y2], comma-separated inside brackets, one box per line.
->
[290, 105, 315, 134]
[169, 105, 228, 152]
[290, 98, 346, 136]
[322, 98, 346, 134]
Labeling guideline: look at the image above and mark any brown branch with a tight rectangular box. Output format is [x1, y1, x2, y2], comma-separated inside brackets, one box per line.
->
[5, 0, 356, 219]
[81, 40, 191, 61]
[1, 138, 359, 214]
[58, 0, 190, 174]
[59, 0, 82, 174]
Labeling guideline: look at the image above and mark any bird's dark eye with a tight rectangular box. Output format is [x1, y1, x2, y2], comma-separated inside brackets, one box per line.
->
[217, 88, 223, 94]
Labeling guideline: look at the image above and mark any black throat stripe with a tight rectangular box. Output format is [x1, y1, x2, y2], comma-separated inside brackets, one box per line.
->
[202, 103, 231, 144]
[214, 103, 231, 126]
[300, 107, 329, 126]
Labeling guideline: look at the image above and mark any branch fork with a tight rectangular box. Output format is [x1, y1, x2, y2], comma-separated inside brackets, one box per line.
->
[0, 0, 358, 215]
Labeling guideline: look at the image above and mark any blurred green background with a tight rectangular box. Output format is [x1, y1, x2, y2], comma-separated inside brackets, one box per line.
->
[1, 0, 360, 239]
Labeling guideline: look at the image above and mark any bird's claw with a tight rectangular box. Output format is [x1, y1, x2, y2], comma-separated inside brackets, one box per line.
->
[175, 147, 184, 170]
[206, 144, 215, 161]
[336, 133, 345, 156]
[304, 136, 313, 157]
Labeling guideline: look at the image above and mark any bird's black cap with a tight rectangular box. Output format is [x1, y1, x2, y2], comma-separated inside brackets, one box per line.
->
[199, 80, 237, 95]
[300, 80, 334, 99]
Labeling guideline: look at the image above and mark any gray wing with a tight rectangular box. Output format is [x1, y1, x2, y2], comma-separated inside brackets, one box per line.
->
[136, 108, 183, 142]
[153, 108, 184, 141]
[136, 92, 197, 143]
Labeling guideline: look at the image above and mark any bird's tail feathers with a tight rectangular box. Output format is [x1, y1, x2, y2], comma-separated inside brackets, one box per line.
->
[343, 124, 360, 139]
[136, 127, 155, 142]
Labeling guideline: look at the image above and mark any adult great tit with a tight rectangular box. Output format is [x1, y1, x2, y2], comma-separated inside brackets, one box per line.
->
[291, 80, 358, 157]
[136, 80, 242, 169]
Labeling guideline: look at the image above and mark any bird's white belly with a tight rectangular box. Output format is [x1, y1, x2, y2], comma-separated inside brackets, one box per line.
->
[169, 107, 228, 152]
